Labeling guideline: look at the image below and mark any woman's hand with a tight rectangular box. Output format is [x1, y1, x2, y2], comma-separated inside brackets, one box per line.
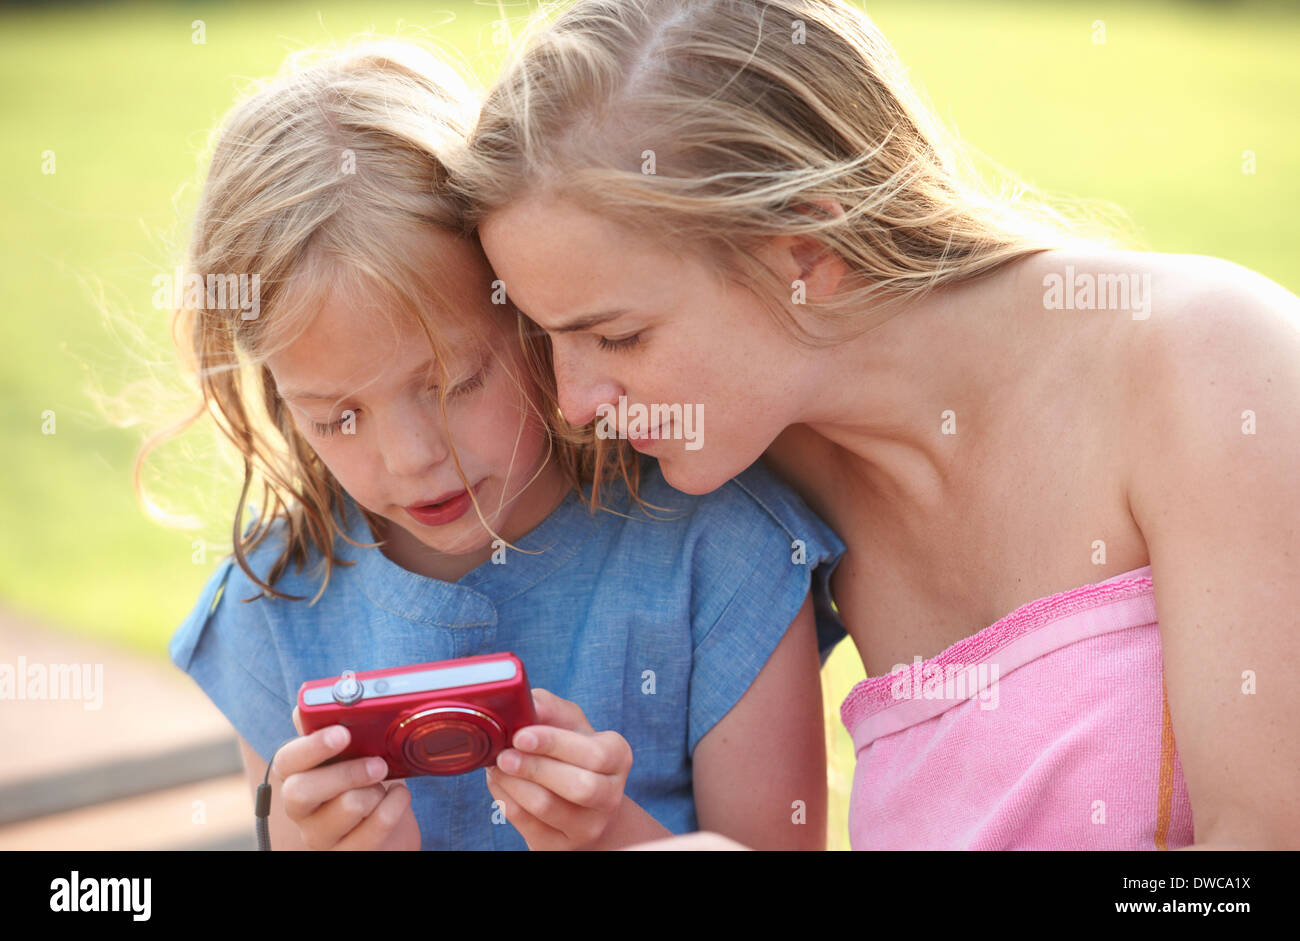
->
[271, 706, 422, 850]
[485, 688, 634, 850]
[623, 832, 752, 851]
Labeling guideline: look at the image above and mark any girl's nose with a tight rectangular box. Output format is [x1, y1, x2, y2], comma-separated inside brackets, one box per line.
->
[376, 401, 450, 479]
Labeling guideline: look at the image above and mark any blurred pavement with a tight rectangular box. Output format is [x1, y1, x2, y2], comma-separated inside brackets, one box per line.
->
[0, 608, 256, 850]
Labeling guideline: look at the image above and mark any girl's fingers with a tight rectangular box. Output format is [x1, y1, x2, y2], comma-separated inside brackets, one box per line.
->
[298, 782, 389, 849]
[529, 688, 595, 734]
[495, 749, 619, 811]
[280, 753, 390, 820]
[271, 724, 351, 780]
[487, 765, 599, 840]
[507, 727, 631, 778]
[486, 769, 568, 848]
[332, 783, 413, 851]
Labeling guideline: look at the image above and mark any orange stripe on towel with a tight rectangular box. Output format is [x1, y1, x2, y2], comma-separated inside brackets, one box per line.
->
[1155, 673, 1175, 850]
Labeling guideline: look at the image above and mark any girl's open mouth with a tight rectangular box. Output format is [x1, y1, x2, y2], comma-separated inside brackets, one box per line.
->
[404, 481, 485, 527]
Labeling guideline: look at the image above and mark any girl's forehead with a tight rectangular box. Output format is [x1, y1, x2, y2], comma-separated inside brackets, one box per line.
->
[266, 266, 499, 391]
[269, 316, 491, 403]
[287, 246, 497, 338]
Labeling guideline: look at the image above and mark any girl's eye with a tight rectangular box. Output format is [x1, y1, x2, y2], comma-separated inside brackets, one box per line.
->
[417, 369, 487, 405]
[449, 370, 486, 397]
[310, 415, 349, 438]
[309, 407, 359, 438]
[307, 368, 486, 439]
[429, 369, 486, 401]
[597, 333, 641, 352]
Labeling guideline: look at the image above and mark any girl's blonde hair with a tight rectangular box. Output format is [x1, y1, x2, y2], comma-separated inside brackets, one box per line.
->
[452, 0, 1127, 343]
[136, 40, 639, 604]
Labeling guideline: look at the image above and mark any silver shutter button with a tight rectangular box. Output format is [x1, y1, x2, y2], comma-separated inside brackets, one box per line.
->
[332, 670, 364, 705]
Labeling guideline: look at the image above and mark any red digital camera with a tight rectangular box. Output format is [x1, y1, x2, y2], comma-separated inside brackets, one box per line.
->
[296, 652, 536, 779]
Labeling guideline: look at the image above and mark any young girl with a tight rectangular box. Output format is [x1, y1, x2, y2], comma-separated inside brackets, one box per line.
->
[453, 0, 1300, 849]
[153, 40, 846, 850]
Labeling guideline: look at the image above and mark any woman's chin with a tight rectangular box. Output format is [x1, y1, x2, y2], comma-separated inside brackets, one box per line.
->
[656, 454, 732, 496]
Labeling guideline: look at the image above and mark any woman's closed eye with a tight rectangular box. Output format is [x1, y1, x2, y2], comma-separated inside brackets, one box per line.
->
[597, 332, 641, 352]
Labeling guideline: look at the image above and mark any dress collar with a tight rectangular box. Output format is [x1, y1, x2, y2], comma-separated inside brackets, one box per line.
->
[344, 488, 602, 627]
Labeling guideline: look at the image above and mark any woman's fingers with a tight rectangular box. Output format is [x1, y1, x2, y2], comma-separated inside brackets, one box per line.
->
[623, 832, 752, 851]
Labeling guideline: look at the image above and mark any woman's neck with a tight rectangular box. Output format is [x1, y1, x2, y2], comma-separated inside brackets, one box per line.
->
[794, 251, 1061, 514]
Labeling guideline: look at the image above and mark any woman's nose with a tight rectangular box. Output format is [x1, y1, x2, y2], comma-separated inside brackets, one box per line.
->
[553, 343, 621, 426]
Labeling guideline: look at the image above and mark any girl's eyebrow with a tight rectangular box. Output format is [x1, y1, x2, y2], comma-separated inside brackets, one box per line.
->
[278, 357, 437, 401]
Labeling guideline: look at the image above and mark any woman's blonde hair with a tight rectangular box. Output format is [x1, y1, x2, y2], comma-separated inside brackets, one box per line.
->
[136, 40, 640, 604]
[452, 0, 1126, 343]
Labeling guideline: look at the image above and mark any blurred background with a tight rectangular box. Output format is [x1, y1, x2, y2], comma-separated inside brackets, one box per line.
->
[1, 0, 1297, 850]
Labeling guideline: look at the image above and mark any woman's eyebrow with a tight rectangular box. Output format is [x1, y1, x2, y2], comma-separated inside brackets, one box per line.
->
[548, 309, 629, 334]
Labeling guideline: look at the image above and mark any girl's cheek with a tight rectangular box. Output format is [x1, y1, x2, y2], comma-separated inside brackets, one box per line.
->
[480, 390, 546, 457]
[477, 378, 530, 424]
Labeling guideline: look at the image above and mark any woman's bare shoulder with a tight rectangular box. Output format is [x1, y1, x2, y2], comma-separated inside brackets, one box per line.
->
[1105, 251, 1300, 481]
[1121, 250, 1298, 384]
[1019, 247, 1299, 368]
[1009, 246, 1299, 480]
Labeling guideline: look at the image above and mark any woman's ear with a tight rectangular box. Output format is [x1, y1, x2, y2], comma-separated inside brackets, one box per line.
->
[764, 199, 850, 303]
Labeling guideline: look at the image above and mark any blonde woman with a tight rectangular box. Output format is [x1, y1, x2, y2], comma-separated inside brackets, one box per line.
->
[454, 0, 1300, 849]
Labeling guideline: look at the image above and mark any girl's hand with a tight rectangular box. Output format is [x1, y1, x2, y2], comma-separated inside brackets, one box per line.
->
[272, 706, 422, 850]
[485, 688, 633, 850]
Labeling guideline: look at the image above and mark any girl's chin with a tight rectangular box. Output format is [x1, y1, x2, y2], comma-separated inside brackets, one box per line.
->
[386, 511, 492, 555]
[414, 523, 497, 555]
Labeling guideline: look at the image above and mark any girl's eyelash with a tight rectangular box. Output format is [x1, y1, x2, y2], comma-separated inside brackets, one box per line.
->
[311, 417, 345, 437]
[307, 370, 486, 438]
[597, 333, 641, 352]
[450, 370, 486, 396]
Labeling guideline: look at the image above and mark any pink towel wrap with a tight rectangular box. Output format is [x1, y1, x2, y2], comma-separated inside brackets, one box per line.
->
[839, 565, 1195, 849]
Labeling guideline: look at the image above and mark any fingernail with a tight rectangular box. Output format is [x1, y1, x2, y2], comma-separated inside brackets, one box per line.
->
[499, 750, 520, 773]
[326, 727, 348, 749]
[367, 757, 387, 779]
[516, 731, 538, 750]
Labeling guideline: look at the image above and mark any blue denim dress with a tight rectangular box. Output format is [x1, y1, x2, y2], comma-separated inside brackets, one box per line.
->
[170, 457, 846, 849]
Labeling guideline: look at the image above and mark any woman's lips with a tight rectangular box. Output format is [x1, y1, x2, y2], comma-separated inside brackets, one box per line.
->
[627, 421, 664, 452]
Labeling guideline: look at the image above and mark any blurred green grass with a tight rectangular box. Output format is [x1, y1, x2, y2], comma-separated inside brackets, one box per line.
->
[2, 0, 1297, 851]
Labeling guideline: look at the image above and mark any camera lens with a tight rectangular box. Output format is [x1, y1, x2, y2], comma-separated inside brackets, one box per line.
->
[391, 707, 503, 775]
[410, 721, 487, 766]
